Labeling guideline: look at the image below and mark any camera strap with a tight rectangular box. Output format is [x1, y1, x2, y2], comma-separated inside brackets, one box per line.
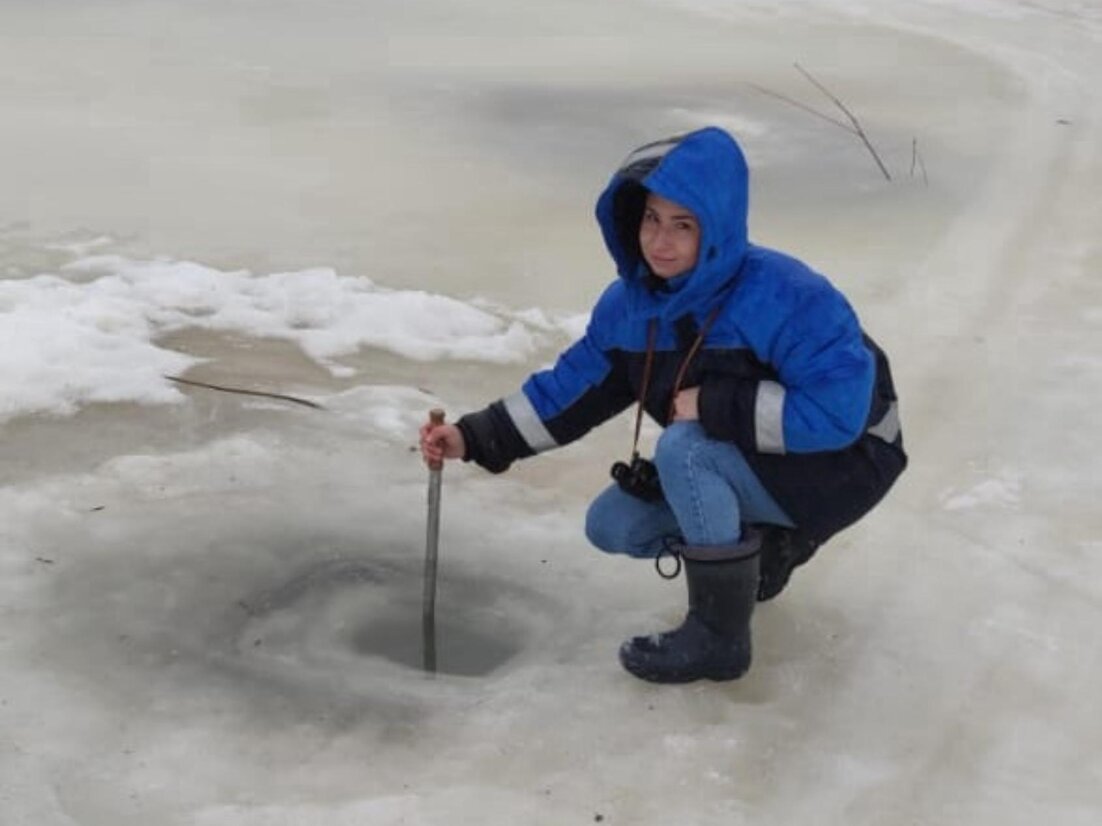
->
[628, 304, 723, 460]
[666, 304, 723, 422]
[629, 320, 659, 461]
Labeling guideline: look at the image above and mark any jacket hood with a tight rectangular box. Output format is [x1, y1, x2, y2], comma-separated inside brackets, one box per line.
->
[594, 127, 750, 321]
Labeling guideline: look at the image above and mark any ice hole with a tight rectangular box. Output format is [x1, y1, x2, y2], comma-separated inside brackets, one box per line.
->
[350, 613, 521, 677]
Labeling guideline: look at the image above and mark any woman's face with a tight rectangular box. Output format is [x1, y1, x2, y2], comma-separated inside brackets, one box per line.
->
[638, 192, 700, 279]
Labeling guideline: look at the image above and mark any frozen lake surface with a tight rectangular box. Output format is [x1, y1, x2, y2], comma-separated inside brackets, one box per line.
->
[2, 1, 1100, 823]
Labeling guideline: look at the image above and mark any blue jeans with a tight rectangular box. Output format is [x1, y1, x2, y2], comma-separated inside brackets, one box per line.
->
[586, 421, 795, 557]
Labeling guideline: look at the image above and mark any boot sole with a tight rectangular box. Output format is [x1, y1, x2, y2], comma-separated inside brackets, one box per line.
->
[619, 655, 750, 684]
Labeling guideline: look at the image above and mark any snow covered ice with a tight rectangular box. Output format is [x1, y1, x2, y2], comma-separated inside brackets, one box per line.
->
[2, 0, 1101, 824]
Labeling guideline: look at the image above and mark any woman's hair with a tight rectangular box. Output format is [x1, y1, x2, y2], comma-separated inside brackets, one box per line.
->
[611, 180, 648, 264]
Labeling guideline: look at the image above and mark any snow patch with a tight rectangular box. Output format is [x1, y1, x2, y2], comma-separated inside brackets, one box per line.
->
[0, 255, 579, 425]
[940, 470, 1022, 511]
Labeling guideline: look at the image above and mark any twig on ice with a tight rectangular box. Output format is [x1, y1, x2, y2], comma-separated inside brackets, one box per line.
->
[165, 375, 324, 410]
[793, 62, 891, 181]
[750, 63, 893, 181]
[745, 83, 852, 132]
[910, 137, 929, 186]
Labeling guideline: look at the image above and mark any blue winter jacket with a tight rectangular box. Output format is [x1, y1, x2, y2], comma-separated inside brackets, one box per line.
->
[457, 127, 905, 545]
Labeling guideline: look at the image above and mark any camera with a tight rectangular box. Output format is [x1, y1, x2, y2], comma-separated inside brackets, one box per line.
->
[610, 453, 664, 502]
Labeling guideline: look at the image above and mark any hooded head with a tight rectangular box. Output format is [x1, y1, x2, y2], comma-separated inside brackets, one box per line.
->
[594, 127, 750, 320]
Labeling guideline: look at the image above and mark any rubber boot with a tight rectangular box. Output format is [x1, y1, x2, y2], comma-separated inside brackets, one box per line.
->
[619, 529, 761, 683]
[756, 525, 819, 602]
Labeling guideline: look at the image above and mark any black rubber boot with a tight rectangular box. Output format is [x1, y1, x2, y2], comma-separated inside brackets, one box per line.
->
[756, 525, 819, 602]
[619, 530, 761, 684]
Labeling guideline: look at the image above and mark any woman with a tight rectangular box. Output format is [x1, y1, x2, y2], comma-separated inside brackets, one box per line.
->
[420, 127, 906, 684]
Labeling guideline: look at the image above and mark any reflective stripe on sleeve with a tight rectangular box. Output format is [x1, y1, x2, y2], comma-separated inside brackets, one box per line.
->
[503, 391, 558, 453]
[867, 401, 901, 443]
[755, 381, 787, 454]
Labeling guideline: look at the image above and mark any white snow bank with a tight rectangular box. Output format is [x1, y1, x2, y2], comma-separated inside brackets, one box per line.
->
[0, 255, 585, 424]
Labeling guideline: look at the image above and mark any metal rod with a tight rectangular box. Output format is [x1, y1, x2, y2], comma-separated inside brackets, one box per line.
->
[423, 408, 445, 673]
